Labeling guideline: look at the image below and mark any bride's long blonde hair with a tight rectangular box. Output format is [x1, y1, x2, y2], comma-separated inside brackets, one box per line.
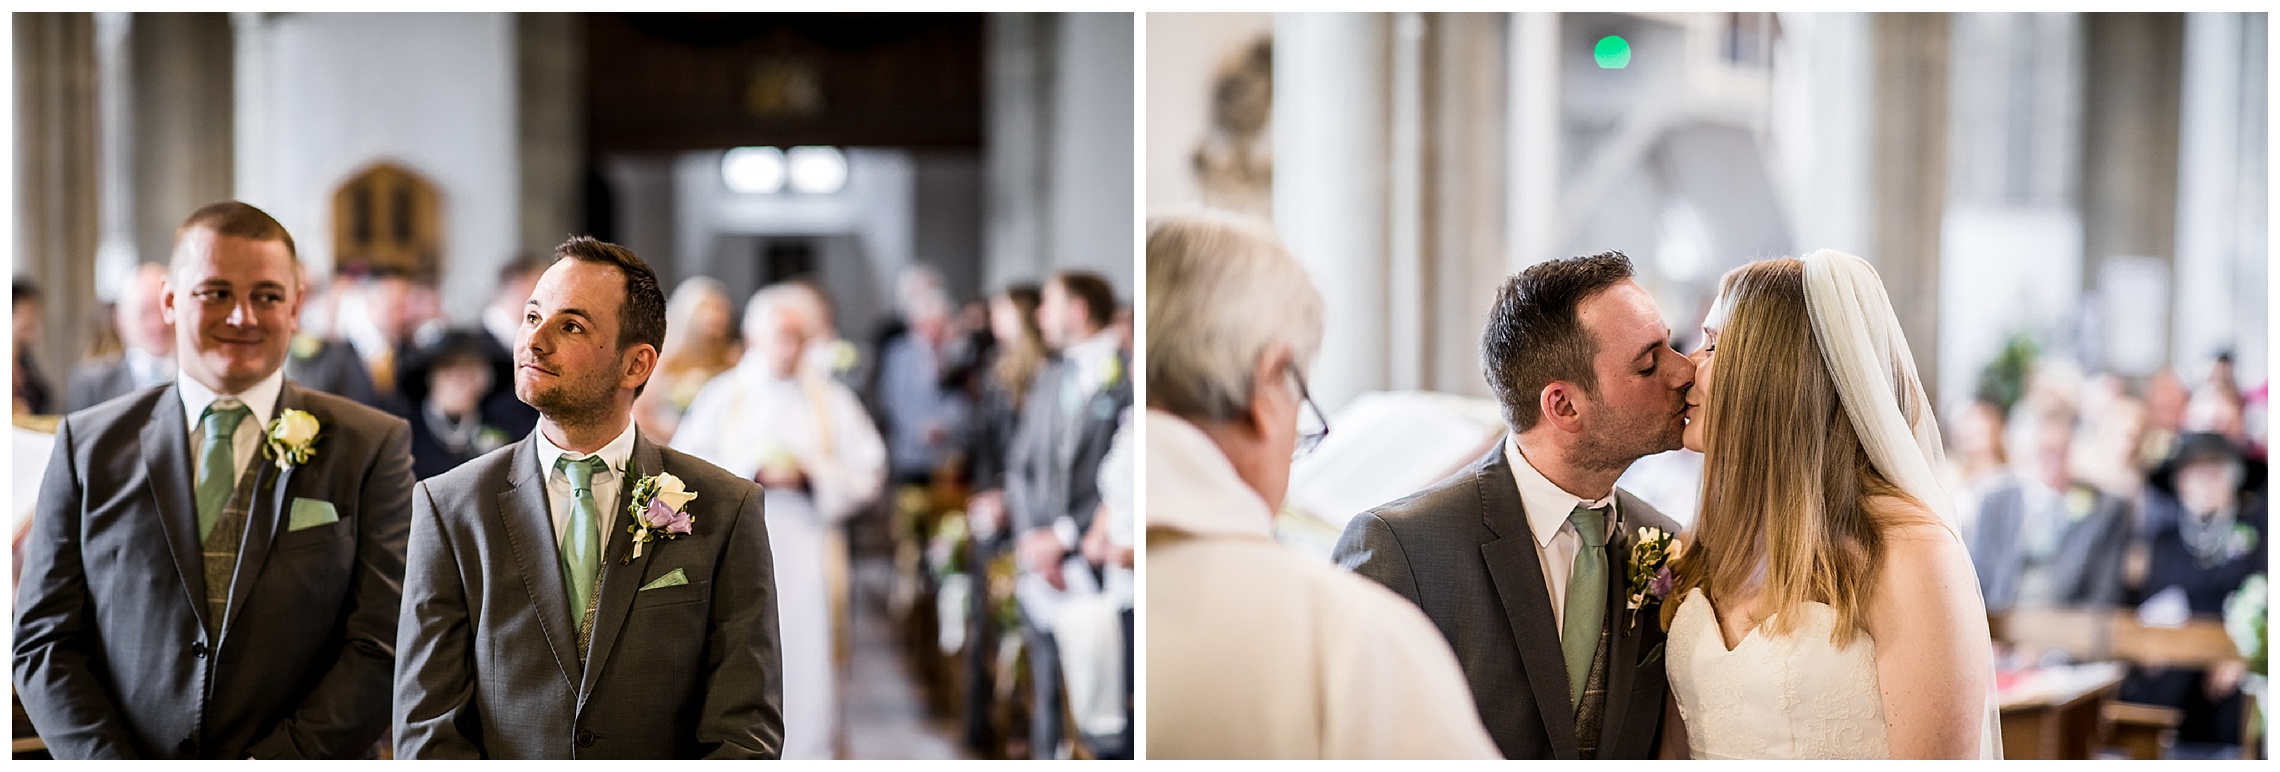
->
[1661, 258, 1939, 645]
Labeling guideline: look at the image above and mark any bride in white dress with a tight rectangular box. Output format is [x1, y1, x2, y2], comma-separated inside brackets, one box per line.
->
[1659, 251, 2001, 759]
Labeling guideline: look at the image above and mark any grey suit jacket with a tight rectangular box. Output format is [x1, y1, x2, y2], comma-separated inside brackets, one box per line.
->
[284, 337, 379, 408]
[1332, 444, 1677, 760]
[1004, 354, 1132, 538]
[13, 381, 414, 759]
[1966, 477, 2133, 611]
[393, 430, 783, 759]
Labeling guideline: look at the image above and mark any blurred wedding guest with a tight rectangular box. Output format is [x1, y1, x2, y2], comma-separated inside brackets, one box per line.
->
[2185, 353, 2251, 452]
[66, 263, 175, 412]
[1075, 417, 1136, 757]
[472, 256, 546, 439]
[14, 278, 54, 416]
[284, 271, 380, 405]
[1948, 399, 2016, 530]
[1145, 211, 1496, 759]
[633, 277, 739, 444]
[1006, 269, 1130, 759]
[956, 283, 1043, 752]
[2120, 432, 2266, 750]
[1967, 398, 2135, 611]
[399, 331, 512, 481]
[876, 268, 971, 485]
[338, 269, 422, 416]
[2075, 391, 2155, 500]
[676, 283, 886, 760]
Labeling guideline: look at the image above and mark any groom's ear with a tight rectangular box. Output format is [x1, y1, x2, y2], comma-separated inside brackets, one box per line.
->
[619, 342, 659, 392]
[1540, 380, 1587, 434]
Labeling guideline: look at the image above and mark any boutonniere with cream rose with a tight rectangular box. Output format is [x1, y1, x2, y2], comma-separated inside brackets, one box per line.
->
[1624, 526, 1683, 631]
[622, 468, 698, 563]
[262, 408, 323, 471]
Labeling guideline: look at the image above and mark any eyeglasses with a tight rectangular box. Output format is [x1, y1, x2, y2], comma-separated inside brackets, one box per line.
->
[1289, 364, 1330, 459]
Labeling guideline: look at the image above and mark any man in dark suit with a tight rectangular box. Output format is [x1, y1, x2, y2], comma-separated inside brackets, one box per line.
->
[1967, 401, 2135, 611]
[1005, 270, 1132, 759]
[1333, 253, 1691, 759]
[13, 201, 414, 759]
[393, 236, 782, 759]
[64, 262, 175, 413]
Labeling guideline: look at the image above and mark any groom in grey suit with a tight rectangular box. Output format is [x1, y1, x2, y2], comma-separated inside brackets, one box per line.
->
[14, 202, 414, 759]
[393, 236, 782, 759]
[1334, 253, 1690, 759]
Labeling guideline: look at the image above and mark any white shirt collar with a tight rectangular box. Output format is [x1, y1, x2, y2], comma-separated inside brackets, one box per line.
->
[1504, 434, 1618, 549]
[1144, 410, 1274, 540]
[1063, 329, 1122, 364]
[534, 417, 639, 482]
[177, 366, 286, 432]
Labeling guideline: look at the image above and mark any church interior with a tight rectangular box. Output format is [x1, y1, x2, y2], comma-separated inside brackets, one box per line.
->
[1151, 11, 2265, 761]
[13, 11, 1133, 760]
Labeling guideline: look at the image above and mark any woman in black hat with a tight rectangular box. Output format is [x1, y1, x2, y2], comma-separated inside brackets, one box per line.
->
[2120, 431, 2266, 754]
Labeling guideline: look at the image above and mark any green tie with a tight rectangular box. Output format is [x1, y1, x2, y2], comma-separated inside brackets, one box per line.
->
[1562, 504, 1609, 710]
[195, 401, 252, 540]
[557, 456, 608, 625]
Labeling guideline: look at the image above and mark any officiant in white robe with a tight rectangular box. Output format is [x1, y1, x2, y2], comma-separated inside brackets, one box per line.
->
[675, 283, 886, 760]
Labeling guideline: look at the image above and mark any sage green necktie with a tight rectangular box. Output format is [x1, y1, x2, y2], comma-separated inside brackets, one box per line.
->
[557, 455, 608, 625]
[1562, 504, 1609, 710]
[195, 400, 252, 540]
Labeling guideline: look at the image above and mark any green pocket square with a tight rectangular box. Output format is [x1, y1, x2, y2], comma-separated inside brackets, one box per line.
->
[640, 568, 689, 591]
[287, 498, 339, 531]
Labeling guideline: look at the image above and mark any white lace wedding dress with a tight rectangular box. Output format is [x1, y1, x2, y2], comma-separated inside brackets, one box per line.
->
[1666, 588, 2000, 759]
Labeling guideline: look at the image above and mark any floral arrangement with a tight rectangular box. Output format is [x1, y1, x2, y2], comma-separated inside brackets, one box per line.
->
[623, 470, 697, 563]
[262, 409, 322, 470]
[1625, 526, 1683, 631]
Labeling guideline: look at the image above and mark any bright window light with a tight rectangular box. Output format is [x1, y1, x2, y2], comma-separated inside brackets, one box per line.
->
[786, 146, 848, 194]
[722, 147, 787, 194]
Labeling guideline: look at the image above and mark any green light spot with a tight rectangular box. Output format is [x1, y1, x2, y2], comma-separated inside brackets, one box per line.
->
[1595, 35, 1631, 69]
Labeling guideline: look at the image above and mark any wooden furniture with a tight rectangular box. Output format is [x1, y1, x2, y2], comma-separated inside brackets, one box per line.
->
[1992, 608, 2258, 759]
[1999, 661, 2127, 759]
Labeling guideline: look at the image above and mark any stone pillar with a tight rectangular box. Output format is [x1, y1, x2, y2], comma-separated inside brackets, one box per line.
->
[1274, 12, 1390, 411]
[1869, 12, 1949, 408]
[2080, 14, 2184, 352]
[2171, 12, 2266, 382]
[1423, 13, 1507, 399]
[130, 13, 235, 268]
[15, 13, 103, 391]
[518, 12, 584, 258]
[1048, 12, 1134, 296]
[983, 12, 1052, 295]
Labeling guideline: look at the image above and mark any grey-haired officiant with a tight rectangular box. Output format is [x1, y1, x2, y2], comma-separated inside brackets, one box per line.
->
[391, 236, 784, 759]
[13, 201, 415, 759]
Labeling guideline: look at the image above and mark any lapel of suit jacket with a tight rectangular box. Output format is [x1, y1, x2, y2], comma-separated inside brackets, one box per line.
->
[217, 383, 301, 643]
[495, 433, 583, 691]
[1594, 491, 1644, 756]
[1472, 443, 1582, 759]
[578, 432, 665, 703]
[140, 384, 212, 632]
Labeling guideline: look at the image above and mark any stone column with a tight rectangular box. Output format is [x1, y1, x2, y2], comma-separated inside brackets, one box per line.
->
[1423, 13, 1507, 399]
[983, 12, 1051, 295]
[130, 13, 235, 267]
[1274, 12, 1390, 411]
[2080, 14, 2184, 346]
[518, 12, 584, 258]
[15, 12, 103, 391]
[1869, 12, 1949, 408]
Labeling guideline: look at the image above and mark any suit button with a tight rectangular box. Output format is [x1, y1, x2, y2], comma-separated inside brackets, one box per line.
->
[191, 641, 207, 658]
[576, 729, 596, 747]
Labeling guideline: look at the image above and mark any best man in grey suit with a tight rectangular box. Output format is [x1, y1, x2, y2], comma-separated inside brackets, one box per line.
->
[14, 201, 415, 759]
[393, 236, 782, 759]
[1334, 253, 1693, 759]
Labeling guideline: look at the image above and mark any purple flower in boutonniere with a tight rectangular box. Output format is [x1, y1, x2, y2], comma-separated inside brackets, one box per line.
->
[1625, 526, 1683, 631]
[623, 470, 698, 563]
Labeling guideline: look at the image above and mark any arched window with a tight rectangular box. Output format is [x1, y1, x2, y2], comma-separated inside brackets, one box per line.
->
[331, 162, 441, 278]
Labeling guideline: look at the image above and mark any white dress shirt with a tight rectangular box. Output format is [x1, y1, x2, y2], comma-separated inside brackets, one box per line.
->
[1504, 434, 1619, 637]
[1147, 410, 1499, 759]
[533, 419, 639, 554]
[178, 367, 285, 485]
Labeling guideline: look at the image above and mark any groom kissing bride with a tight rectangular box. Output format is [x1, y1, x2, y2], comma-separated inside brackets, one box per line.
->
[1336, 251, 1998, 760]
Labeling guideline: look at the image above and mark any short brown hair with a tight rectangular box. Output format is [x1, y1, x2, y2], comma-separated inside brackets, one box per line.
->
[1052, 271, 1118, 330]
[1481, 251, 1635, 431]
[175, 201, 300, 278]
[552, 236, 666, 355]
